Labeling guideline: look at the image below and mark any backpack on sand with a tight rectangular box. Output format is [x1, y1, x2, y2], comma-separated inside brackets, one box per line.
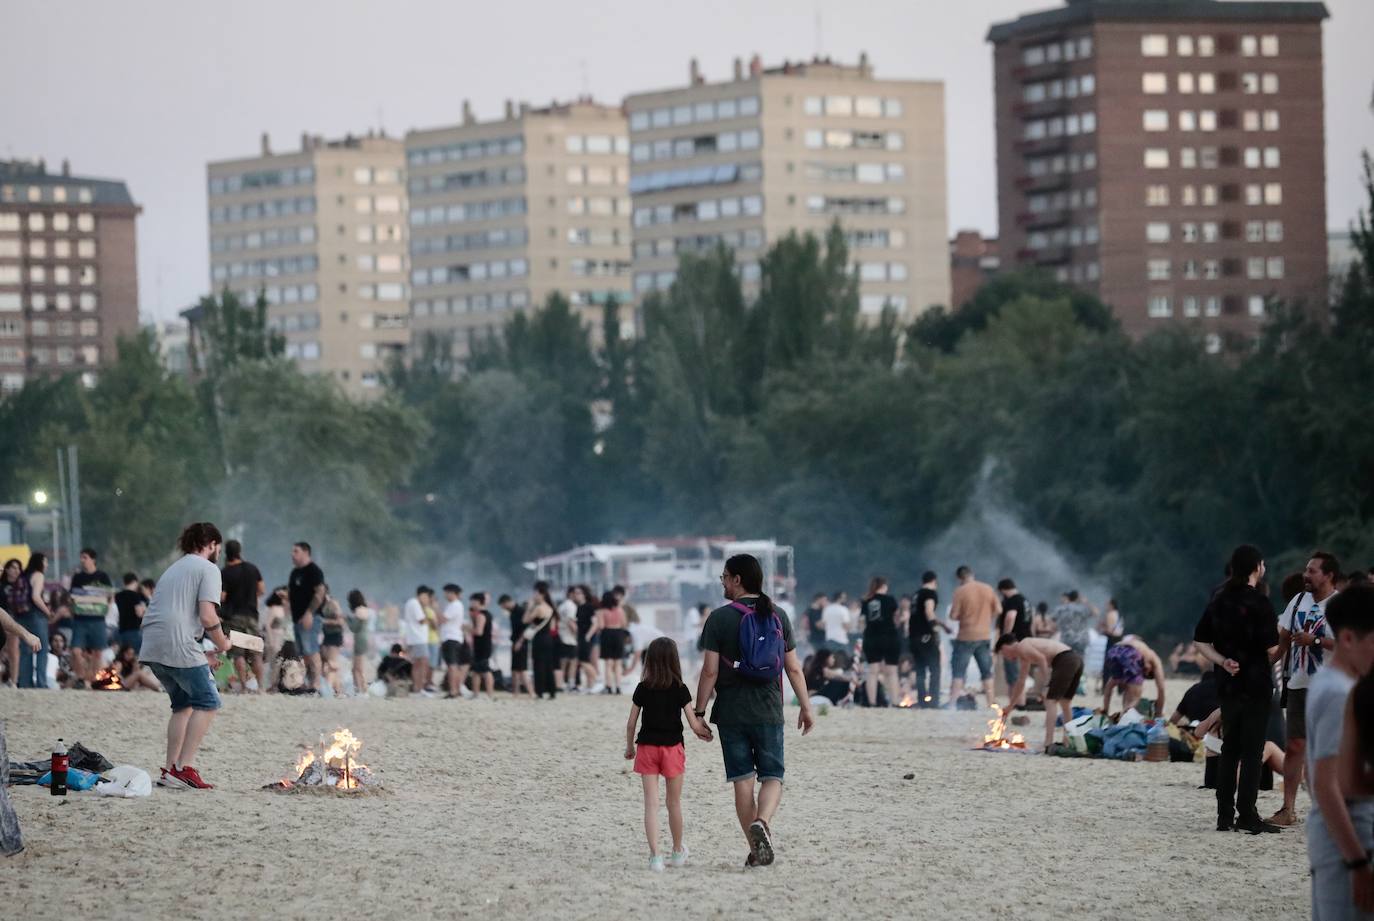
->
[729, 600, 785, 683]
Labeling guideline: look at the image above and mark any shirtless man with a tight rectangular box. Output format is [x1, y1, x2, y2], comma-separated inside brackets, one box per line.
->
[1102, 634, 1167, 718]
[996, 634, 1084, 753]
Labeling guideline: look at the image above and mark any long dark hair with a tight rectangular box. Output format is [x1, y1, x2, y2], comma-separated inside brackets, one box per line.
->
[640, 637, 684, 690]
[804, 649, 833, 685]
[724, 553, 773, 618]
[865, 576, 886, 601]
[3, 558, 21, 583]
[347, 589, 367, 611]
[533, 580, 556, 615]
[23, 553, 46, 576]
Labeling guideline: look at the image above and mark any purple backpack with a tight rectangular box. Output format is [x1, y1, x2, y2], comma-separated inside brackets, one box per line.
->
[729, 600, 786, 682]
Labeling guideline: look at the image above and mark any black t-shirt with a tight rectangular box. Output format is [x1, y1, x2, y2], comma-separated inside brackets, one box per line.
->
[114, 588, 145, 632]
[474, 609, 493, 659]
[632, 682, 692, 746]
[861, 593, 898, 636]
[576, 602, 597, 639]
[805, 605, 825, 640]
[910, 588, 939, 641]
[1003, 593, 1031, 640]
[1176, 672, 1219, 722]
[1193, 583, 1279, 701]
[221, 561, 262, 616]
[288, 562, 324, 622]
[509, 603, 527, 640]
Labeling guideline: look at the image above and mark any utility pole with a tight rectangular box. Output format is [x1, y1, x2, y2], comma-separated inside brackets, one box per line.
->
[56, 447, 70, 573]
[67, 444, 82, 562]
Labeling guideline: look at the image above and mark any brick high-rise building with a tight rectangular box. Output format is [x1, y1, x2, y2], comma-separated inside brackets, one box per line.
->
[0, 159, 141, 392]
[949, 230, 1002, 308]
[406, 100, 633, 364]
[988, 0, 1328, 347]
[625, 55, 950, 320]
[206, 132, 408, 395]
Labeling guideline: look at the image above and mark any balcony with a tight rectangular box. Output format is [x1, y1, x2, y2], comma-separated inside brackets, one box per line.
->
[1013, 97, 1070, 119]
[1015, 173, 1069, 194]
[1017, 246, 1070, 266]
[1017, 209, 1069, 230]
[1012, 60, 1069, 82]
[1015, 136, 1070, 156]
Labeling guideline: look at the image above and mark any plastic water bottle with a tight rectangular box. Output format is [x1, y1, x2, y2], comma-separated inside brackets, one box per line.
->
[50, 738, 68, 796]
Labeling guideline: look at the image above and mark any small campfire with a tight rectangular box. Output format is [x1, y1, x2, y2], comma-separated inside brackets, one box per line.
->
[265, 728, 382, 794]
[92, 666, 123, 691]
[896, 693, 916, 708]
[981, 705, 1027, 750]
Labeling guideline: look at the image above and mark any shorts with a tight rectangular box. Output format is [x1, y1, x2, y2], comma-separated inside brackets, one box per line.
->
[634, 742, 686, 778]
[600, 628, 626, 660]
[407, 643, 432, 665]
[577, 636, 595, 663]
[717, 723, 785, 784]
[322, 628, 345, 649]
[353, 631, 370, 657]
[116, 628, 143, 655]
[951, 639, 993, 681]
[471, 657, 491, 675]
[864, 632, 900, 666]
[1046, 650, 1085, 701]
[1103, 644, 1144, 684]
[440, 640, 470, 667]
[224, 613, 261, 659]
[147, 662, 222, 712]
[559, 641, 577, 661]
[1285, 687, 1307, 739]
[71, 616, 108, 651]
[293, 617, 323, 656]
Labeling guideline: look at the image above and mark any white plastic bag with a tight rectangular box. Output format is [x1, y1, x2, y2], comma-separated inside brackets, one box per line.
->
[95, 765, 152, 798]
[1117, 707, 1146, 727]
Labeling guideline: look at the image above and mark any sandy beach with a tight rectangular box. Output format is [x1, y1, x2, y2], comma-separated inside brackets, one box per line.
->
[2, 681, 1303, 921]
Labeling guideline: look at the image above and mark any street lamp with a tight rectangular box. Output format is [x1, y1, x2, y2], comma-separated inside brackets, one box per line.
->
[32, 490, 48, 506]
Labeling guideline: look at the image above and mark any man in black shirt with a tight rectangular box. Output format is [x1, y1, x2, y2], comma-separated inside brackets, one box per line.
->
[221, 540, 265, 694]
[1193, 544, 1281, 834]
[909, 572, 941, 708]
[288, 541, 326, 691]
[114, 573, 147, 654]
[803, 593, 827, 653]
[69, 548, 115, 687]
[997, 578, 1030, 686]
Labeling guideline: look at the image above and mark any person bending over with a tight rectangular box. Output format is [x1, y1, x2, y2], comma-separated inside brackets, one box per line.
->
[1102, 635, 1167, 718]
[996, 634, 1083, 753]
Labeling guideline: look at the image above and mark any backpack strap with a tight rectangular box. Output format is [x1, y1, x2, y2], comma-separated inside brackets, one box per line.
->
[728, 601, 754, 615]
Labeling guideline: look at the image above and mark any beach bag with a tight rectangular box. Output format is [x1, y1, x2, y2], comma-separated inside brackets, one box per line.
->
[729, 601, 785, 683]
[96, 766, 152, 798]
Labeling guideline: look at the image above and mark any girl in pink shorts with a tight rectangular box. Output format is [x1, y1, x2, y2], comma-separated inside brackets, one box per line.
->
[625, 637, 713, 872]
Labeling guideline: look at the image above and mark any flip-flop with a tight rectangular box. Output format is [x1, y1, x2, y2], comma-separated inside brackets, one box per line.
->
[748, 819, 774, 866]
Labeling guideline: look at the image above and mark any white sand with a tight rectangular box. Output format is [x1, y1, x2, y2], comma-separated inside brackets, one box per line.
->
[1, 681, 1305, 920]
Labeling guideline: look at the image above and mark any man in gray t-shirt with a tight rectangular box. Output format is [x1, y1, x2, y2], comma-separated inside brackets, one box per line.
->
[140, 523, 231, 791]
[1303, 586, 1374, 918]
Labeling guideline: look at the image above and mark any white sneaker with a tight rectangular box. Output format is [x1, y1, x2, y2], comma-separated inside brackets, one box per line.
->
[648, 855, 665, 873]
[591, 683, 605, 694]
[458, 685, 474, 699]
[668, 845, 689, 868]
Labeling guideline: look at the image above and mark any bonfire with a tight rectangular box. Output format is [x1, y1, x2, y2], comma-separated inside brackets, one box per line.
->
[92, 666, 123, 691]
[266, 728, 381, 794]
[981, 705, 1027, 750]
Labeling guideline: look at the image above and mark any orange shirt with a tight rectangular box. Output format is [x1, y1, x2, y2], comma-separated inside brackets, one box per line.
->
[950, 580, 1001, 641]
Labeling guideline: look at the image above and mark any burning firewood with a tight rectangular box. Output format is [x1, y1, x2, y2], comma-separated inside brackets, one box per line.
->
[265, 728, 383, 794]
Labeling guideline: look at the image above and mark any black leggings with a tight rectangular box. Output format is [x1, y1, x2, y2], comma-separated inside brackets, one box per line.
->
[911, 640, 940, 707]
[532, 633, 559, 699]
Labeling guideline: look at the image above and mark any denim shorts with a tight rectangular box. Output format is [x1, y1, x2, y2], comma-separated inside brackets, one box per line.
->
[71, 616, 109, 651]
[951, 639, 993, 681]
[718, 723, 785, 784]
[147, 662, 222, 712]
[117, 628, 143, 654]
[293, 617, 324, 656]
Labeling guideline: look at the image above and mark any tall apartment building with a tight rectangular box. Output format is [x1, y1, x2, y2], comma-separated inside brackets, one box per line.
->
[625, 55, 950, 319]
[989, 0, 1329, 345]
[406, 100, 633, 362]
[0, 159, 141, 393]
[206, 132, 408, 394]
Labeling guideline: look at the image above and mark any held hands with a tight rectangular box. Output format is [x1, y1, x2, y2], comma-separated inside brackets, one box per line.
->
[692, 721, 714, 743]
[1221, 658, 1240, 677]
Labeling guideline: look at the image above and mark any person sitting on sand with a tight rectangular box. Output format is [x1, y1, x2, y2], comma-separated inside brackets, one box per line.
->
[115, 644, 162, 691]
[1169, 641, 1204, 676]
[1102, 635, 1168, 718]
[1192, 706, 1286, 776]
[376, 643, 413, 694]
[996, 634, 1084, 753]
[803, 648, 853, 705]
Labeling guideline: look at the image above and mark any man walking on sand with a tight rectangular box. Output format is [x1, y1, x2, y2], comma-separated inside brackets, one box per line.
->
[287, 542, 326, 691]
[948, 565, 1001, 705]
[139, 522, 231, 790]
[696, 553, 814, 870]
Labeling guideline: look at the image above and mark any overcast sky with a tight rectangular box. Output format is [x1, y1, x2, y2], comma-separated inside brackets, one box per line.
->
[5, 0, 1371, 322]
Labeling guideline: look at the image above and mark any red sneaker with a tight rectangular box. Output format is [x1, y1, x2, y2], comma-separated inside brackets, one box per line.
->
[173, 765, 214, 789]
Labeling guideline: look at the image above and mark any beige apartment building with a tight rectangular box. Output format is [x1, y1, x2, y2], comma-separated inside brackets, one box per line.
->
[406, 100, 633, 362]
[625, 55, 950, 319]
[205, 132, 408, 394]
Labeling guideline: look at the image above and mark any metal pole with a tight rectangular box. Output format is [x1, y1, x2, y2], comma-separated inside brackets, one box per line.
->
[66, 445, 82, 561]
[50, 508, 60, 581]
[56, 448, 71, 572]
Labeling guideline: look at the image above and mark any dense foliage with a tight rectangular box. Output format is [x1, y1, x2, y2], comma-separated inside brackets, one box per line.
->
[3, 159, 1370, 638]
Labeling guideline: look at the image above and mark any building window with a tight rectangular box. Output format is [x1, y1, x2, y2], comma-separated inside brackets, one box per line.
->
[1241, 35, 1259, 57]
[1182, 222, 1199, 242]
[1198, 36, 1215, 56]
[1177, 35, 1194, 56]
[1198, 73, 1216, 94]
[1179, 73, 1195, 94]
[1144, 148, 1169, 169]
[1247, 257, 1265, 279]
[1263, 110, 1280, 131]
[1181, 148, 1197, 169]
[1247, 295, 1265, 317]
[1245, 220, 1264, 242]
[1202, 222, 1219, 242]
[1245, 184, 1262, 205]
[1265, 182, 1282, 204]
[1204, 295, 1221, 316]
[1199, 110, 1217, 131]
[1182, 296, 1200, 316]
[1141, 35, 1169, 56]
[1179, 111, 1197, 131]
[1242, 73, 1259, 94]
[1145, 185, 1170, 206]
[1263, 147, 1280, 168]
[1147, 259, 1171, 280]
[1261, 35, 1279, 56]
[1266, 220, 1283, 242]
[1146, 222, 1170, 243]
[1148, 295, 1172, 317]
[1243, 110, 1260, 131]
[1142, 73, 1168, 94]
[1143, 110, 1169, 131]
[1261, 74, 1278, 93]
[1204, 260, 1220, 280]
[1267, 256, 1284, 279]
[1244, 147, 1261, 168]
[1183, 259, 1200, 280]
[1205, 333, 1222, 354]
